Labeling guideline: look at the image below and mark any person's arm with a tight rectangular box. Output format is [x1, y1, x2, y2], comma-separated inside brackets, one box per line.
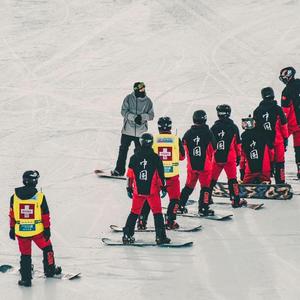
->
[9, 196, 15, 229]
[121, 95, 136, 121]
[234, 125, 242, 162]
[178, 138, 185, 160]
[140, 99, 154, 122]
[41, 196, 50, 229]
[278, 107, 289, 139]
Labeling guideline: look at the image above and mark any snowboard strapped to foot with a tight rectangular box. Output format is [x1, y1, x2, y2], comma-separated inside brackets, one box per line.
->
[102, 238, 193, 248]
[94, 169, 126, 180]
[212, 182, 292, 200]
[110, 224, 202, 233]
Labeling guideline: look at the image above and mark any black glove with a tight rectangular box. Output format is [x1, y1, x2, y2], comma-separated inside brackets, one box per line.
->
[160, 186, 167, 198]
[43, 228, 51, 241]
[284, 138, 288, 152]
[127, 186, 133, 199]
[9, 227, 15, 240]
[134, 114, 142, 125]
[236, 156, 241, 166]
[240, 169, 245, 181]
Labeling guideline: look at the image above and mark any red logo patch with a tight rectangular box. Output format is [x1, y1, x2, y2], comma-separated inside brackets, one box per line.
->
[20, 204, 35, 219]
[158, 147, 173, 161]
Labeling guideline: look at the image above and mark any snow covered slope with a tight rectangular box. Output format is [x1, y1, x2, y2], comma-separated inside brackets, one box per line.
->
[0, 0, 300, 299]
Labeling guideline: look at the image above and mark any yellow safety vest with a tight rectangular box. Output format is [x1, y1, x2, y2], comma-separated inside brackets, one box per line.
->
[153, 133, 180, 178]
[13, 192, 44, 237]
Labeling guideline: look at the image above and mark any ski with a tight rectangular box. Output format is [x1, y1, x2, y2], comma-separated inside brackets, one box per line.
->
[0, 264, 80, 280]
[94, 169, 126, 181]
[109, 224, 202, 233]
[186, 199, 264, 210]
[177, 211, 233, 221]
[101, 238, 193, 248]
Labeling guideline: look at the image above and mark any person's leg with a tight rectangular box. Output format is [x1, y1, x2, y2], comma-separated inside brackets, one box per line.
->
[293, 130, 300, 178]
[210, 162, 223, 204]
[165, 176, 180, 229]
[33, 233, 61, 277]
[198, 170, 213, 215]
[179, 171, 197, 211]
[274, 143, 285, 184]
[17, 237, 32, 287]
[113, 134, 133, 176]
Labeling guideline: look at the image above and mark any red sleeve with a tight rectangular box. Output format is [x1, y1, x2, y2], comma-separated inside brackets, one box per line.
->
[281, 122, 289, 139]
[235, 138, 241, 158]
[9, 208, 15, 228]
[240, 149, 246, 170]
[42, 214, 50, 228]
[126, 167, 134, 189]
[269, 146, 274, 163]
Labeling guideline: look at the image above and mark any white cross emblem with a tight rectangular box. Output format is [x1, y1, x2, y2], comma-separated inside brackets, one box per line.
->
[159, 148, 171, 160]
[21, 205, 34, 218]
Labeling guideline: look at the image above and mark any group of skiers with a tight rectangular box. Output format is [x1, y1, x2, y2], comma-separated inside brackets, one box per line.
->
[8, 66, 300, 287]
[111, 66, 300, 245]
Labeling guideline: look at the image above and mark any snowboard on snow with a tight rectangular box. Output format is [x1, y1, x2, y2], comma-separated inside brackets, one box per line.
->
[212, 182, 293, 200]
[0, 264, 80, 280]
[177, 211, 233, 221]
[109, 224, 202, 233]
[102, 238, 193, 248]
[94, 169, 126, 180]
[186, 199, 264, 210]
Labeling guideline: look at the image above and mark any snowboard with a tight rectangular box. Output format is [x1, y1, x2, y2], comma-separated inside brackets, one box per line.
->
[212, 182, 293, 200]
[94, 169, 126, 180]
[186, 199, 264, 210]
[102, 238, 193, 248]
[177, 211, 233, 221]
[0, 264, 80, 280]
[109, 224, 202, 233]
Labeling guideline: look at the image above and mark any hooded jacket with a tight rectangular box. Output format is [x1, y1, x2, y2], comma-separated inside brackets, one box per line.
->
[121, 92, 154, 137]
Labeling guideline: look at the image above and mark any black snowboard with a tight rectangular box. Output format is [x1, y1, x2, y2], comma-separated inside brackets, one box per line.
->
[177, 211, 233, 220]
[94, 170, 126, 180]
[186, 199, 264, 210]
[212, 182, 292, 200]
[102, 238, 193, 248]
[109, 224, 202, 233]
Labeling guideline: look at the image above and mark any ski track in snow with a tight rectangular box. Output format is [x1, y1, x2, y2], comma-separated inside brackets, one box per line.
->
[1, 1, 300, 299]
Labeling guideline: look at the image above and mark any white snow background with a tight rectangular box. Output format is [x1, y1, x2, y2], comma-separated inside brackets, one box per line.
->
[0, 0, 300, 299]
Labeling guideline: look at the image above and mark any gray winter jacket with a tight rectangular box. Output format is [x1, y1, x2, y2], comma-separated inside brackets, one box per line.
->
[121, 92, 154, 137]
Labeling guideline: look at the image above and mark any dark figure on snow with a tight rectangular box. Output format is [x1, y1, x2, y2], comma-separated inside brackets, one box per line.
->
[253, 87, 288, 184]
[111, 82, 154, 176]
[123, 133, 170, 245]
[137, 116, 185, 230]
[9, 171, 61, 287]
[210, 104, 246, 208]
[240, 117, 274, 183]
[179, 110, 216, 216]
[279, 67, 300, 179]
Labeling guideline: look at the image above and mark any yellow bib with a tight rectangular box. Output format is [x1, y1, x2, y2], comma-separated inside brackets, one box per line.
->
[13, 192, 44, 237]
[153, 133, 180, 178]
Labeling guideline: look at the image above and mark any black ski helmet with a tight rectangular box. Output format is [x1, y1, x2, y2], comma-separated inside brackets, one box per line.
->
[23, 170, 40, 187]
[216, 104, 231, 119]
[193, 110, 207, 125]
[261, 87, 274, 100]
[158, 116, 172, 132]
[279, 67, 296, 84]
[242, 116, 255, 130]
[139, 133, 153, 148]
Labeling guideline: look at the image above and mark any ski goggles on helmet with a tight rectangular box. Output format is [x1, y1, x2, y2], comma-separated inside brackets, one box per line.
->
[242, 117, 255, 130]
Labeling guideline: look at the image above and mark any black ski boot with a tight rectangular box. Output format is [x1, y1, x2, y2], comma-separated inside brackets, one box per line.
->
[275, 162, 285, 184]
[18, 255, 32, 287]
[165, 200, 179, 229]
[137, 201, 150, 229]
[198, 188, 214, 216]
[228, 179, 246, 208]
[154, 213, 171, 245]
[43, 246, 62, 278]
[178, 186, 193, 214]
[123, 212, 138, 244]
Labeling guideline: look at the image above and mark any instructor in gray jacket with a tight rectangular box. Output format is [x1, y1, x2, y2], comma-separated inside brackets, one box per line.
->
[111, 82, 154, 176]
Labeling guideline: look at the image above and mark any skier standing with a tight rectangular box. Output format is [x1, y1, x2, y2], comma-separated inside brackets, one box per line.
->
[111, 82, 154, 176]
[240, 117, 274, 183]
[210, 104, 246, 208]
[179, 110, 216, 216]
[9, 171, 61, 287]
[137, 117, 185, 230]
[123, 133, 170, 245]
[279, 67, 300, 178]
[253, 87, 288, 183]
